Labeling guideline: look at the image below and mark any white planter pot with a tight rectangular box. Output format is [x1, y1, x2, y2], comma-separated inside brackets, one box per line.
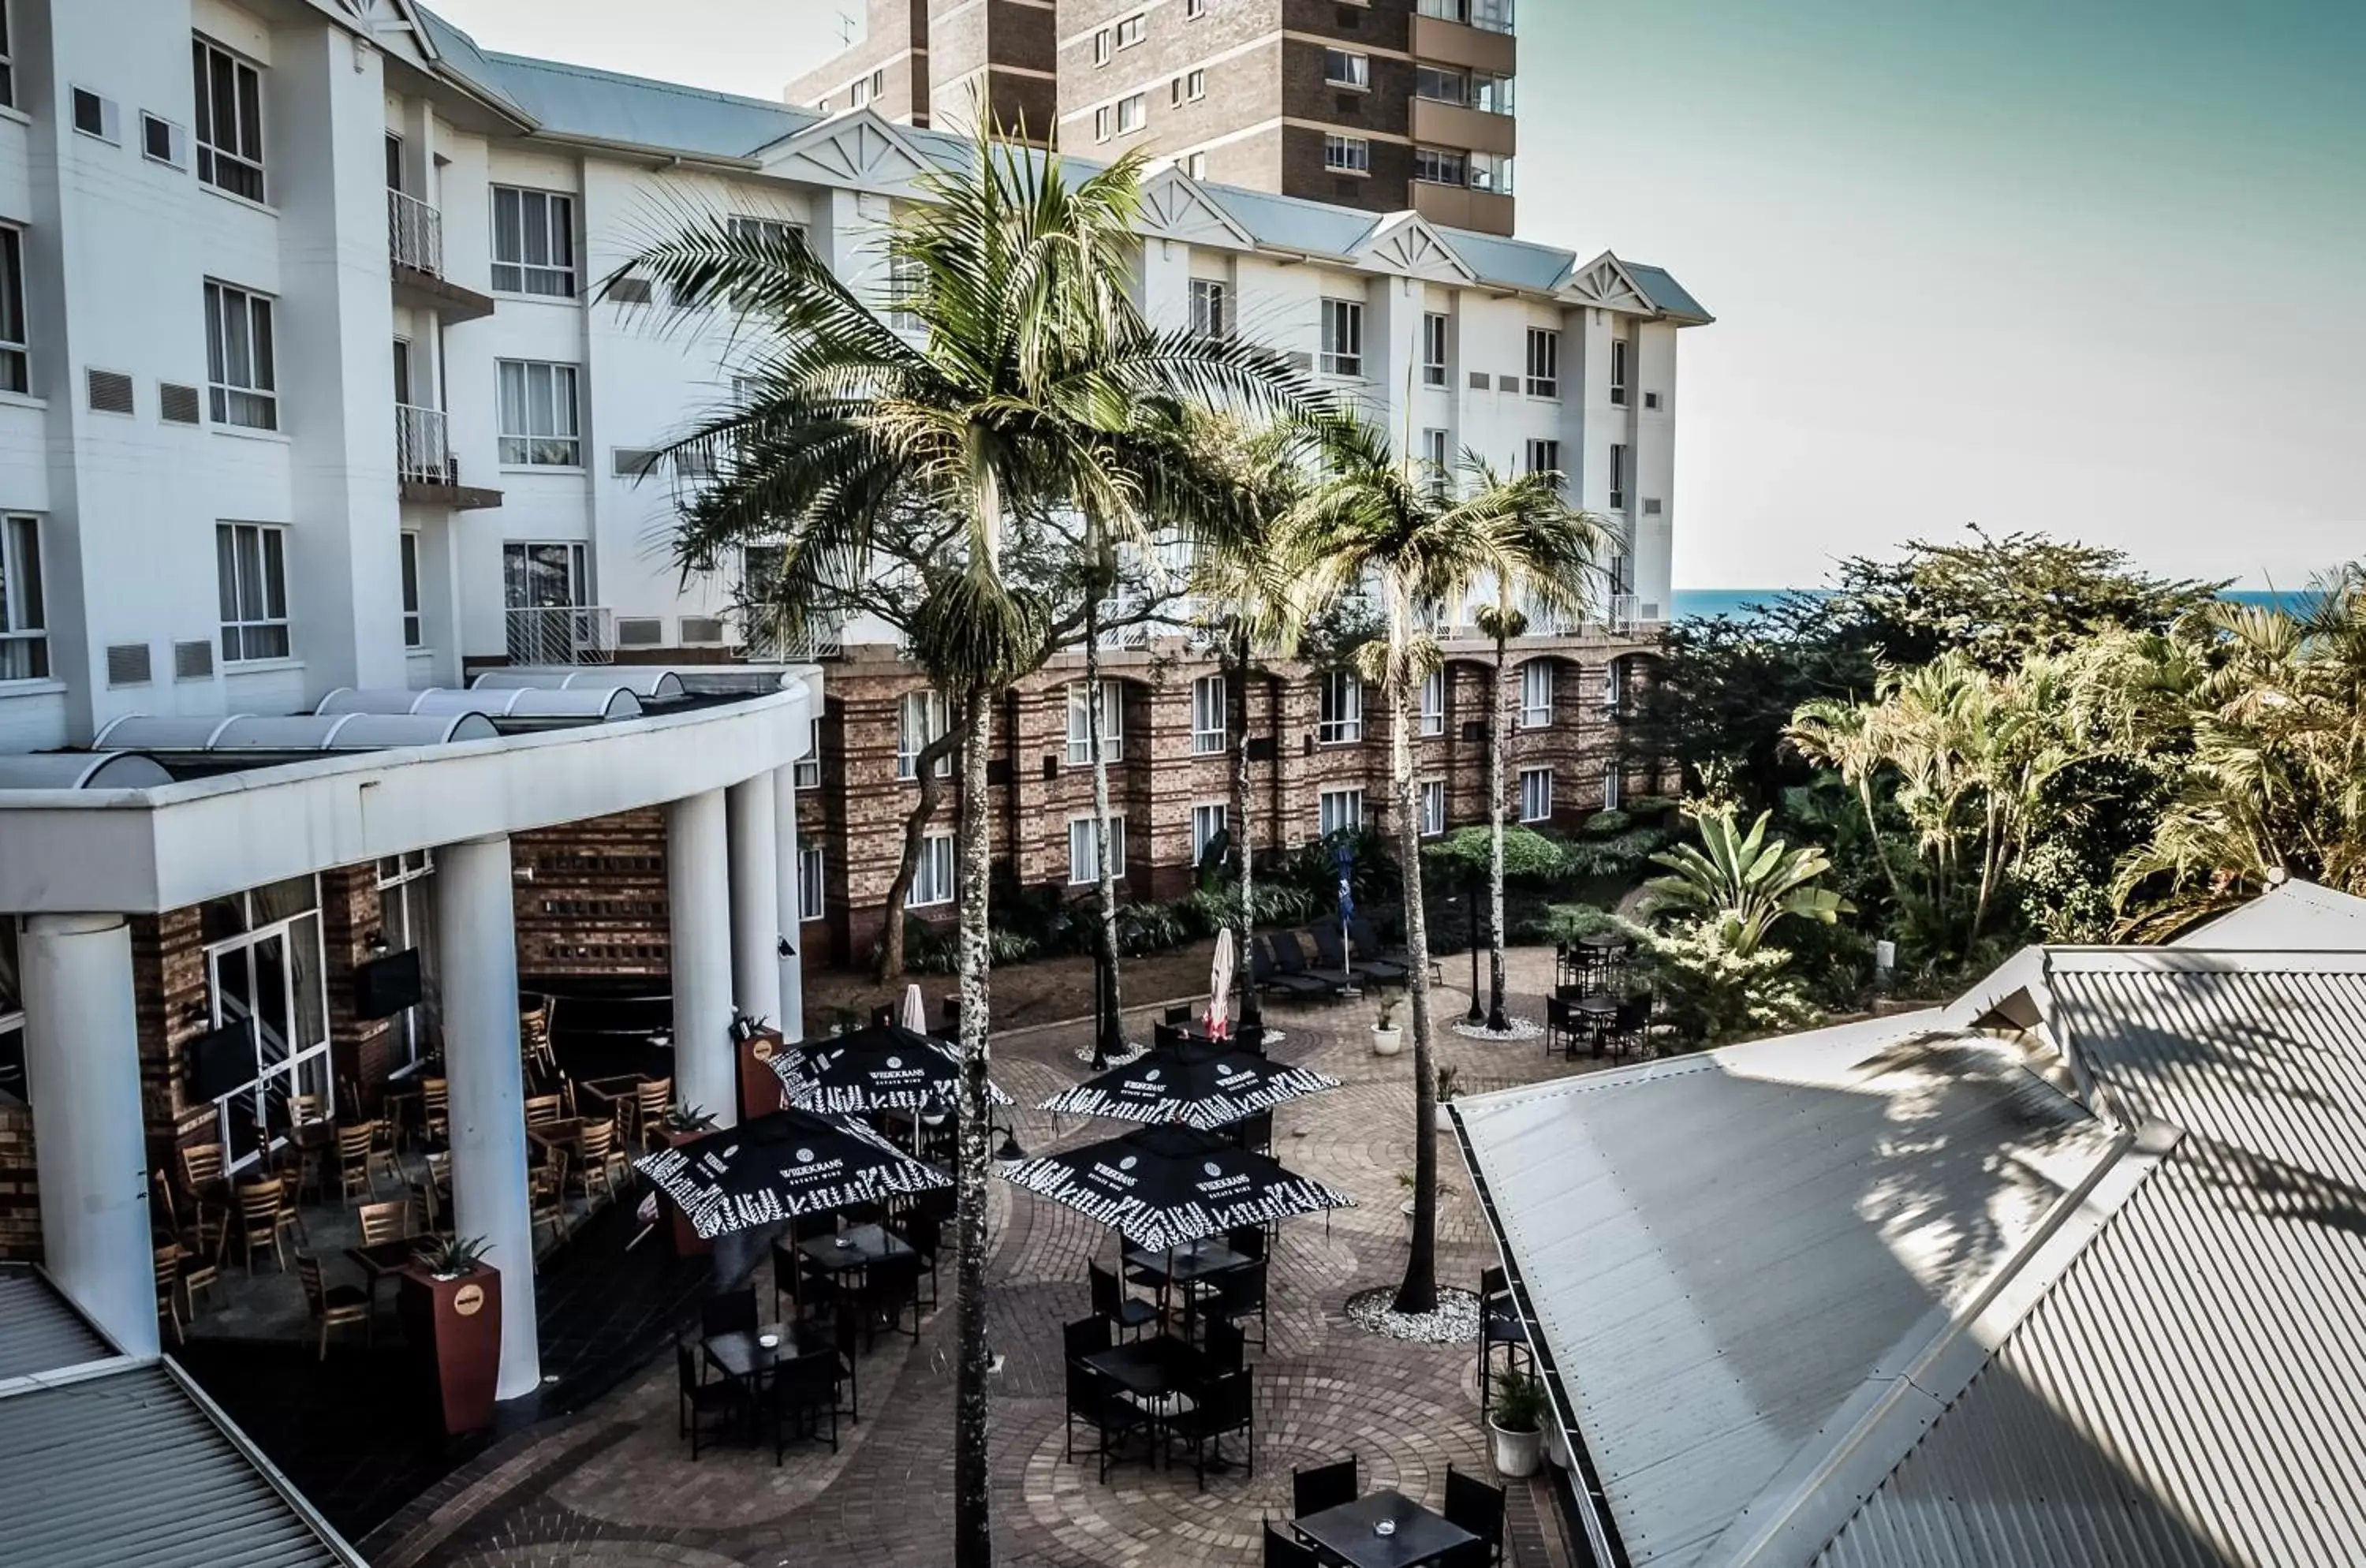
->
[1544, 1420, 1573, 1470]
[1371, 1026, 1404, 1056]
[1398, 1195, 1416, 1217]
[1435, 1105, 1457, 1133]
[1489, 1420, 1543, 1479]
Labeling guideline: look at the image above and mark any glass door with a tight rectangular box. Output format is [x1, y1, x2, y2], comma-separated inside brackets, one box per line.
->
[203, 878, 332, 1171]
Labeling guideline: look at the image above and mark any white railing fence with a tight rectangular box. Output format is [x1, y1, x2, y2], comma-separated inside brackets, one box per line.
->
[394, 403, 450, 484]
[388, 189, 443, 276]
[506, 605, 614, 666]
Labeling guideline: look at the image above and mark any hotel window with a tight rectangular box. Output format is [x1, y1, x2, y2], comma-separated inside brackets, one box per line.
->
[1413, 65, 1468, 103]
[850, 75, 871, 108]
[1318, 787, 1364, 838]
[1602, 761, 1622, 810]
[794, 714, 823, 790]
[215, 522, 289, 663]
[1419, 668, 1446, 735]
[1323, 135, 1369, 175]
[1186, 69, 1206, 100]
[1093, 28, 1111, 65]
[898, 689, 952, 780]
[203, 281, 277, 430]
[1189, 278, 1230, 341]
[1116, 14, 1145, 47]
[1473, 73, 1514, 114]
[1191, 803, 1227, 866]
[1068, 813, 1126, 885]
[1609, 442, 1629, 510]
[1065, 679, 1123, 765]
[502, 542, 587, 612]
[1094, 106, 1112, 141]
[1116, 94, 1146, 135]
[497, 360, 582, 466]
[1469, 151, 1513, 193]
[0, 513, 43, 681]
[1413, 147, 1466, 186]
[0, 226, 25, 394]
[491, 186, 577, 297]
[1187, 0, 1206, 15]
[399, 532, 423, 648]
[1519, 767, 1553, 823]
[1525, 328, 1560, 398]
[1319, 298, 1363, 378]
[1420, 779, 1446, 837]
[1323, 50, 1369, 89]
[1519, 660, 1554, 728]
[909, 833, 955, 908]
[0, 4, 13, 109]
[1421, 312, 1449, 387]
[1190, 673, 1227, 754]
[1318, 670, 1362, 744]
[1525, 439, 1562, 488]
[1421, 428, 1450, 495]
[1188, 151, 1207, 179]
[798, 845, 826, 920]
[1603, 657, 1627, 709]
[192, 36, 265, 203]
[1610, 338, 1631, 405]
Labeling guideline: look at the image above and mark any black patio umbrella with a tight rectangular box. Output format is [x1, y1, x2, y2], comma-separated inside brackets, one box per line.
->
[635, 1106, 951, 1241]
[997, 1123, 1353, 1251]
[768, 1022, 1013, 1114]
[1038, 1040, 1339, 1132]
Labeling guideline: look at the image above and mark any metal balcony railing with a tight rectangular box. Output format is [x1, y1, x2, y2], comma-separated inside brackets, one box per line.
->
[506, 605, 615, 666]
[395, 403, 453, 485]
[388, 189, 443, 277]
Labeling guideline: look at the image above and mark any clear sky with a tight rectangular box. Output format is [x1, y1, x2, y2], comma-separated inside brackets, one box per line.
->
[425, 0, 2364, 589]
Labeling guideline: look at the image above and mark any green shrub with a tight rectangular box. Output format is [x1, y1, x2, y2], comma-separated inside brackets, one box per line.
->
[1562, 826, 1670, 879]
[1581, 808, 1632, 838]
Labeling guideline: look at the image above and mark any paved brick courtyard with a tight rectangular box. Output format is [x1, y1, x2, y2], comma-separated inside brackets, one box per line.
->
[367, 949, 1610, 1568]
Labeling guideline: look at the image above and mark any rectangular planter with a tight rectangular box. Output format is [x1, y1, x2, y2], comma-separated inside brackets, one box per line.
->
[397, 1264, 502, 1436]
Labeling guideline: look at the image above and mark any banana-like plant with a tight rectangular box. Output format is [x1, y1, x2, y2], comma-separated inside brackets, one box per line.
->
[1646, 807, 1853, 955]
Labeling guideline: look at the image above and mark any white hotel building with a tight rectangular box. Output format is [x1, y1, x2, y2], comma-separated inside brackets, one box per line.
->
[0, 0, 1706, 1397]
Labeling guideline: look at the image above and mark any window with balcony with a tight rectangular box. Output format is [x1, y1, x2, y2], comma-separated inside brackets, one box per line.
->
[491, 187, 577, 297]
[798, 845, 826, 920]
[1323, 134, 1370, 174]
[898, 689, 951, 780]
[0, 226, 26, 394]
[497, 360, 582, 466]
[1519, 766, 1553, 823]
[1610, 442, 1629, 510]
[1323, 50, 1370, 89]
[1418, 0, 1514, 29]
[1190, 673, 1227, 754]
[0, 513, 44, 681]
[1319, 298, 1364, 378]
[1474, 73, 1515, 114]
[203, 281, 277, 430]
[1318, 787, 1364, 837]
[1065, 679, 1123, 764]
[1413, 146, 1466, 186]
[1610, 338, 1630, 405]
[1414, 65, 1468, 103]
[1189, 278, 1230, 341]
[1419, 667, 1446, 735]
[400, 532, 423, 648]
[1191, 803, 1227, 866]
[1422, 312, 1449, 387]
[1469, 151, 1514, 193]
[909, 832, 955, 907]
[192, 37, 264, 202]
[1526, 327, 1560, 398]
[502, 541, 588, 611]
[1318, 670, 1362, 743]
[1068, 813, 1126, 884]
[1519, 660, 1553, 728]
[216, 523, 289, 663]
[1420, 779, 1446, 836]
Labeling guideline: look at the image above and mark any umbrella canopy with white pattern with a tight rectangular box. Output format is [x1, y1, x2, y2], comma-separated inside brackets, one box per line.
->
[635, 1106, 950, 1241]
[1038, 1040, 1338, 1131]
[997, 1122, 1353, 1251]
[768, 1021, 1013, 1114]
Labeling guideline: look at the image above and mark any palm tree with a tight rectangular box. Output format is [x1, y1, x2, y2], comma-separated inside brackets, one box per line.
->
[1644, 808, 1852, 955]
[1454, 455, 1606, 1032]
[1279, 416, 1599, 1315]
[616, 125, 1307, 1567]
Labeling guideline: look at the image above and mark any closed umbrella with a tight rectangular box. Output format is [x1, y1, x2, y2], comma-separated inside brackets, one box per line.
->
[998, 1122, 1353, 1251]
[1038, 1040, 1338, 1132]
[635, 1106, 950, 1241]
[1206, 928, 1236, 1040]
[770, 1021, 1013, 1114]
[899, 982, 928, 1034]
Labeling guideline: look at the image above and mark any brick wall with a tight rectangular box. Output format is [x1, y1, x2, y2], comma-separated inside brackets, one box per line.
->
[513, 809, 671, 976]
[0, 1100, 34, 1260]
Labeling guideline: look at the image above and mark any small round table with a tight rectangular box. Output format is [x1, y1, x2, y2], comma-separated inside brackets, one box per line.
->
[1575, 994, 1621, 1056]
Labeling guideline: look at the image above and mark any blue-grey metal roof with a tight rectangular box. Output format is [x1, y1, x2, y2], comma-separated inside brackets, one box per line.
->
[0, 1264, 111, 1380]
[412, 5, 532, 119]
[1627, 262, 1715, 323]
[1436, 226, 1574, 292]
[477, 52, 814, 159]
[0, 1361, 360, 1566]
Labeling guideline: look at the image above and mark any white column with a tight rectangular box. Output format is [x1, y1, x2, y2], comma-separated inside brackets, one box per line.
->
[668, 790, 738, 1128]
[771, 763, 806, 1043]
[19, 915, 155, 1358]
[433, 835, 539, 1398]
[726, 773, 782, 1030]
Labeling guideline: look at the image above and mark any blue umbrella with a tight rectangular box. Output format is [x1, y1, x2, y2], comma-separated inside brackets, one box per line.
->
[1336, 841, 1357, 976]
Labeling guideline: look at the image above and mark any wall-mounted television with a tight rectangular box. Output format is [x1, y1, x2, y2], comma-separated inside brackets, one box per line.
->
[189, 1017, 259, 1101]
[355, 948, 424, 1021]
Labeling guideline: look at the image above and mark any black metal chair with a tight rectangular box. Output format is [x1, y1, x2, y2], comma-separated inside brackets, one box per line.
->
[1444, 1465, 1508, 1566]
[1064, 1357, 1151, 1481]
[859, 1254, 924, 1348]
[1233, 1022, 1267, 1057]
[1545, 995, 1584, 1058]
[1292, 1456, 1358, 1518]
[700, 1286, 759, 1341]
[1226, 1225, 1270, 1263]
[675, 1338, 744, 1458]
[1063, 1313, 1113, 1365]
[1164, 1004, 1194, 1025]
[1351, 914, 1436, 983]
[1250, 937, 1329, 1000]
[770, 1346, 842, 1460]
[1611, 992, 1655, 1057]
[1203, 1315, 1246, 1375]
[896, 1208, 943, 1311]
[1226, 1109, 1274, 1155]
[1263, 1523, 1319, 1568]
[1165, 1368, 1253, 1490]
[1478, 1266, 1533, 1417]
[1153, 1021, 1188, 1053]
[1208, 1260, 1268, 1351]
[1091, 1261, 1161, 1341]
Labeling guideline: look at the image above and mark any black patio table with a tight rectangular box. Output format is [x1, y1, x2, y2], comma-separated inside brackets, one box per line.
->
[797, 1222, 916, 1278]
[1575, 993, 1619, 1055]
[1083, 1335, 1207, 1402]
[1122, 1236, 1249, 1285]
[1294, 1489, 1480, 1568]
[703, 1318, 834, 1385]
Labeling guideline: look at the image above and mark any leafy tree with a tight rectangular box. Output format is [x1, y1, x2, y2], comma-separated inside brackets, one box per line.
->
[1644, 807, 1852, 957]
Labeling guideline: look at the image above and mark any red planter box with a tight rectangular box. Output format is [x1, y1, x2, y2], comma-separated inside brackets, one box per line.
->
[738, 1027, 787, 1124]
[397, 1264, 502, 1435]
[655, 1126, 713, 1256]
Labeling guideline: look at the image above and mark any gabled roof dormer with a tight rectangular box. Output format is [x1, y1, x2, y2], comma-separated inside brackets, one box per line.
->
[1562, 250, 1658, 313]
[1136, 166, 1258, 252]
[1351, 211, 1476, 283]
[756, 109, 933, 196]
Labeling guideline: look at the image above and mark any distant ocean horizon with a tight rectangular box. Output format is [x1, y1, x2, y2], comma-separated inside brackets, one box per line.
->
[1670, 587, 2304, 622]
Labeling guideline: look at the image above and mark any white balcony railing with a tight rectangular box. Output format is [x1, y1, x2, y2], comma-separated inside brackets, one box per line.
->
[506, 605, 614, 666]
[388, 189, 443, 276]
[395, 403, 451, 484]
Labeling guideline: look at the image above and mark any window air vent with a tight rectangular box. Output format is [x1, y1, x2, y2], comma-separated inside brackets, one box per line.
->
[1495, 374, 1521, 393]
[608, 275, 654, 304]
[615, 616, 666, 648]
[1643, 391, 1661, 410]
[88, 368, 135, 415]
[674, 448, 715, 480]
[1642, 498, 1663, 516]
[142, 113, 188, 168]
[173, 640, 215, 680]
[1284, 349, 1314, 371]
[72, 88, 121, 144]
[159, 382, 203, 425]
[679, 616, 727, 646]
[106, 643, 152, 687]
[611, 447, 663, 478]
[1468, 371, 1490, 390]
[1639, 603, 1662, 622]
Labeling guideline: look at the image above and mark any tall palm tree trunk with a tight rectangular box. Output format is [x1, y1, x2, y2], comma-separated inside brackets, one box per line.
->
[876, 725, 963, 980]
[1230, 629, 1260, 1028]
[1085, 589, 1124, 1058]
[1486, 631, 1510, 1030]
[1390, 599, 1442, 1316]
[951, 685, 995, 1568]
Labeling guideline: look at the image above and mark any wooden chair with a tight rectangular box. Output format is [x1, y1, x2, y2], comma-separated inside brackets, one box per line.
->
[334, 1122, 379, 1204]
[635, 1078, 674, 1148]
[367, 1116, 405, 1191]
[356, 1199, 409, 1247]
[297, 1254, 371, 1359]
[522, 1093, 564, 1128]
[420, 1077, 450, 1143]
[178, 1142, 228, 1223]
[285, 1092, 325, 1128]
[153, 1167, 226, 1279]
[233, 1180, 289, 1275]
[275, 1167, 309, 1248]
[529, 1149, 571, 1250]
[520, 995, 558, 1079]
[569, 1118, 626, 1208]
[155, 1243, 188, 1345]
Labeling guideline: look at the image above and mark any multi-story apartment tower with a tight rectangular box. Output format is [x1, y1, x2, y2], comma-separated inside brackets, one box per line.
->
[786, 0, 1058, 140]
[1057, 0, 1517, 234]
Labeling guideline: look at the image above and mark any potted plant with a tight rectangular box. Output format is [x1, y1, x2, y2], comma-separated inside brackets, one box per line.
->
[1371, 991, 1405, 1056]
[1434, 1064, 1461, 1132]
[397, 1234, 502, 1436]
[1488, 1368, 1551, 1478]
[653, 1103, 717, 1256]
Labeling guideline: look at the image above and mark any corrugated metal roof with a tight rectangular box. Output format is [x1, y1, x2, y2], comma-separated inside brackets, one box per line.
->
[1457, 1014, 2114, 1567]
[1820, 953, 2366, 1568]
[0, 1264, 112, 1380]
[2175, 878, 2366, 950]
[0, 1363, 355, 1567]
[1627, 263, 1715, 323]
[476, 51, 814, 159]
